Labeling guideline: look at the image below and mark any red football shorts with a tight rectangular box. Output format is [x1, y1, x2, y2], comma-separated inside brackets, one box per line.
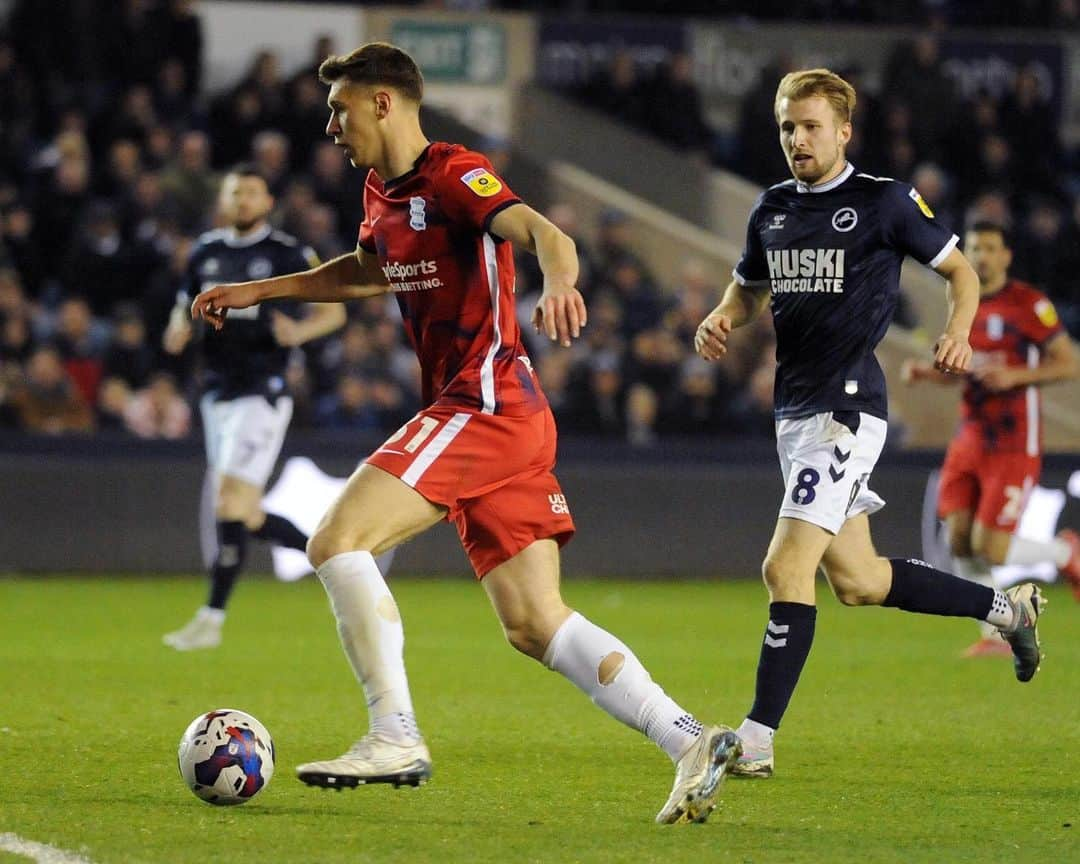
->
[366, 404, 575, 578]
[937, 427, 1040, 532]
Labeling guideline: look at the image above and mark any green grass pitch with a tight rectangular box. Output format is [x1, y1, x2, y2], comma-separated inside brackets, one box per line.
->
[0, 574, 1077, 864]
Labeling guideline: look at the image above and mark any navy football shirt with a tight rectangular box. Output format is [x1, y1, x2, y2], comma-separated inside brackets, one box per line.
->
[181, 225, 318, 400]
[734, 163, 957, 421]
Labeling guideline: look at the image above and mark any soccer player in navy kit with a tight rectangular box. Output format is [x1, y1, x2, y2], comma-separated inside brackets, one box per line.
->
[694, 69, 1045, 778]
[162, 165, 346, 650]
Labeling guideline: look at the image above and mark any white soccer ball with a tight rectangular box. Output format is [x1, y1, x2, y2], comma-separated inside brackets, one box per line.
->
[177, 709, 275, 805]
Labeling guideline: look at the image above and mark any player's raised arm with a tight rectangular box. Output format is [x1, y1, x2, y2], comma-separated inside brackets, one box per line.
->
[490, 203, 585, 348]
[192, 248, 389, 330]
[931, 247, 979, 375]
[694, 278, 770, 361]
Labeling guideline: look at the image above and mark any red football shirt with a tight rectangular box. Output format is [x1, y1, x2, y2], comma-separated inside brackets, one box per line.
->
[960, 279, 1063, 454]
[358, 143, 546, 417]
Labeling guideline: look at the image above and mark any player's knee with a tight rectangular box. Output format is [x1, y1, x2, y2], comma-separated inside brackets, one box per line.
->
[306, 527, 357, 570]
[832, 580, 878, 606]
[761, 556, 792, 592]
[970, 533, 1007, 566]
[502, 621, 547, 660]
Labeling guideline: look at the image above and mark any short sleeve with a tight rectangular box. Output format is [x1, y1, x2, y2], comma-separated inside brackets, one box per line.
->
[437, 150, 521, 235]
[1022, 292, 1065, 345]
[882, 181, 958, 268]
[732, 194, 770, 287]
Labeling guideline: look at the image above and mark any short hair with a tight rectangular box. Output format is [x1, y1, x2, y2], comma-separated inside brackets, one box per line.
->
[966, 220, 1011, 248]
[318, 42, 424, 103]
[225, 162, 269, 186]
[774, 68, 856, 125]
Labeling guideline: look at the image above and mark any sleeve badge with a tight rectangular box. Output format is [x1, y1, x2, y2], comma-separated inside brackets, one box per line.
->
[1034, 298, 1059, 327]
[460, 167, 503, 197]
[908, 187, 935, 218]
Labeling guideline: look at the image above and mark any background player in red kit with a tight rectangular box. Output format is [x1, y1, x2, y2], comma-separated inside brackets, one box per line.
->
[904, 222, 1080, 654]
[193, 42, 739, 825]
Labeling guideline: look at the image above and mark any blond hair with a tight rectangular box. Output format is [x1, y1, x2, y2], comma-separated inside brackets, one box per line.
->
[774, 68, 856, 125]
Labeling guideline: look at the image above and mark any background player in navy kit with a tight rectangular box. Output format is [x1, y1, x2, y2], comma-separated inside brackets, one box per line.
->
[162, 165, 346, 650]
[903, 223, 1080, 656]
[694, 69, 1045, 779]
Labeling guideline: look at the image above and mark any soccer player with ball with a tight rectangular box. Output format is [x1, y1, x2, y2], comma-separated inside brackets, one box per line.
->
[193, 42, 738, 824]
[694, 68, 1046, 779]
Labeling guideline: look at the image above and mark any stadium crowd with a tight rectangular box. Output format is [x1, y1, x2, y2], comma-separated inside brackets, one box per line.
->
[0, 1, 1076, 444]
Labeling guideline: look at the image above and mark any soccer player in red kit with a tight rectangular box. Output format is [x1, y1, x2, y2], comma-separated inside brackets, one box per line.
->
[904, 222, 1080, 654]
[193, 42, 739, 824]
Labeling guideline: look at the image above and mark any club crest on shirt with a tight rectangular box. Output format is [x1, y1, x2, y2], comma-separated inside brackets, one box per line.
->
[409, 196, 427, 231]
[460, 167, 502, 197]
[908, 187, 935, 218]
[247, 257, 272, 279]
[831, 207, 858, 232]
[986, 313, 1004, 340]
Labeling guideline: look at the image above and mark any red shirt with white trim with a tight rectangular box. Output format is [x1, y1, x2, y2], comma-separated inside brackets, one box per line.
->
[358, 143, 546, 416]
[960, 279, 1063, 454]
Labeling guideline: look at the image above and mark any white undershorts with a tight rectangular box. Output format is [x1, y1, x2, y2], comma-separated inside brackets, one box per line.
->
[201, 393, 293, 488]
[775, 411, 887, 534]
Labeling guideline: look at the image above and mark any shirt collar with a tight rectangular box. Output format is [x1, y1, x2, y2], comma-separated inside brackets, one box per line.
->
[222, 224, 272, 247]
[795, 161, 854, 194]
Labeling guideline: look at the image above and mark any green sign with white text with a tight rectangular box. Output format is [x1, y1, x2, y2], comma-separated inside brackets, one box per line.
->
[390, 21, 506, 84]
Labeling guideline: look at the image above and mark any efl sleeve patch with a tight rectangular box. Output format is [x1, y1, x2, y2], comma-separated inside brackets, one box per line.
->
[908, 187, 935, 218]
[1035, 298, 1059, 327]
[460, 167, 503, 197]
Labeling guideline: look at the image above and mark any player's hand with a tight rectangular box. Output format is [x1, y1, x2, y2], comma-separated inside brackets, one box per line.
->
[191, 282, 261, 330]
[533, 286, 587, 348]
[694, 312, 732, 361]
[932, 332, 972, 375]
[972, 365, 1020, 392]
[270, 311, 303, 347]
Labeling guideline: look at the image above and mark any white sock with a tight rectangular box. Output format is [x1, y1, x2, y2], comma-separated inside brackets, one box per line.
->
[985, 589, 1016, 631]
[197, 606, 225, 625]
[1005, 535, 1071, 568]
[736, 718, 774, 750]
[317, 551, 419, 744]
[953, 557, 998, 639]
[542, 611, 702, 762]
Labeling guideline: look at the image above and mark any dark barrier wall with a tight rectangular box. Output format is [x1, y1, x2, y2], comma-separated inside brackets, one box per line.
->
[2, 438, 1077, 577]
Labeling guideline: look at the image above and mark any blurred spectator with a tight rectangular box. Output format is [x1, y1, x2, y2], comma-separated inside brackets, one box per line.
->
[13, 343, 94, 435]
[646, 52, 711, 155]
[160, 130, 217, 232]
[252, 130, 291, 197]
[123, 370, 190, 438]
[1050, 196, 1080, 337]
[52, 296, 105, 406]
[63, 203, 141, 316]
[734, 57, 794, 185]
[880, 35, 956, 160]
[1013, 199, 1064, 290]
[102, 303, 154, 388]
[96, 376, 132, 432]
[316, 370, 380, 430]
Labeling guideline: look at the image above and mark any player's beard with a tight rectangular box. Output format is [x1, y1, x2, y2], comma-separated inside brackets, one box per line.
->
[233, 215, 263, 233]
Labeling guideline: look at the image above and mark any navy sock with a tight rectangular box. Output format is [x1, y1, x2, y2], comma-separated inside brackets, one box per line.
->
[747, 602, 817, 730]
[207, 520, 248, 610]
[883, 558, 994, 619]
[253, 512, 308, 552]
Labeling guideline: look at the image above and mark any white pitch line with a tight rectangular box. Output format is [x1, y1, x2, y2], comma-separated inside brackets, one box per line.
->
[0, 833, 95, 864]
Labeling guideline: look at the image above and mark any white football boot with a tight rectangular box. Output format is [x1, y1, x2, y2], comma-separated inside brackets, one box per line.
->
[655, 724, 742, 824]
[296, 734, 432, 789]
[162, 608, 223, 651]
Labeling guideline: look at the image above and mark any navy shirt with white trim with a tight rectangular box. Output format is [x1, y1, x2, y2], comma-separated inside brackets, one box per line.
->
[734, 163, 957, 421]
[181, 225, 318, 400]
